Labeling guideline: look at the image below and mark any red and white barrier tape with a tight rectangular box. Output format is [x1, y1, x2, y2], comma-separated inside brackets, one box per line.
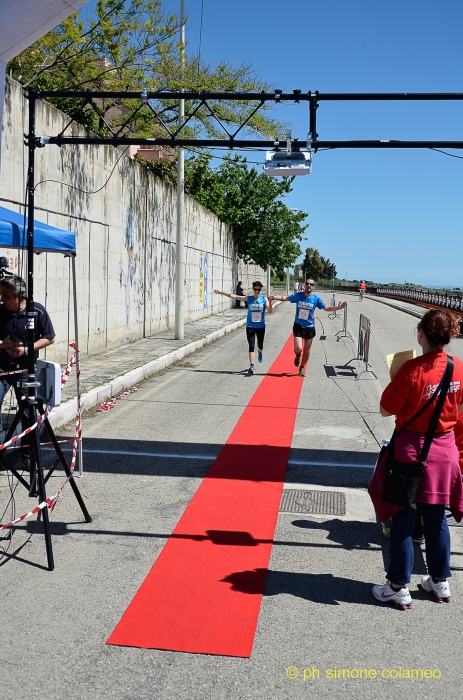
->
[9, 437, 75, 451]
[97, 386, 137, 412]
[0, 350, 77, 530]
[49, 407, 80, 513]
[0, 368, 27, 378]
[69, 342, 83, 458]
[0, 353, 76, 453]
[0, 412, 80, 529]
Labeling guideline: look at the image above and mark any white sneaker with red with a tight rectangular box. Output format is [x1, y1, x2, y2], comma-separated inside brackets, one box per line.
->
[421, 575, 451, 603]
[372, 582, 412, 610]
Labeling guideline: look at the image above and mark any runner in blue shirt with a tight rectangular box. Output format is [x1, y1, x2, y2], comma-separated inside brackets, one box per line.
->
[270, 277, 346, 377]
[214, 281, 272, 375]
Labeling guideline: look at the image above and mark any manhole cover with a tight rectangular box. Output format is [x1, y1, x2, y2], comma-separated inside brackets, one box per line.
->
[280, 489, 346, 515]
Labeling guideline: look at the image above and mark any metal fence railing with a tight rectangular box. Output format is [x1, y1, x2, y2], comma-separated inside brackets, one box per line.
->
[376, 287, 463, 313]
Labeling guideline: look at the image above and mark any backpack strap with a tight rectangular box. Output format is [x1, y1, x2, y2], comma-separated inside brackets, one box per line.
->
[418, 356, 454, 463]
[390, 355, 453, 445]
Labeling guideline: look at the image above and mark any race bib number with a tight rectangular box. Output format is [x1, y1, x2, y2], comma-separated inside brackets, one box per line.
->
[252, 312, 262, 323]
[298, 308, 310, 321]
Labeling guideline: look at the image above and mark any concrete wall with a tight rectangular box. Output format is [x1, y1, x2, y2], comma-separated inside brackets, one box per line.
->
[0, 77, 264, 362]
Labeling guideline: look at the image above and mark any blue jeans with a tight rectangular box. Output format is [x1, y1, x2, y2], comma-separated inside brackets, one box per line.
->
[0, 375, 31, 457]
[387, 503, 451, 585]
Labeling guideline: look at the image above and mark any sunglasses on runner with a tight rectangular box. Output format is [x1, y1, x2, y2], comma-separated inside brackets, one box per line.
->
[253, 286, 262, 290]
[305, 282, 315, 286]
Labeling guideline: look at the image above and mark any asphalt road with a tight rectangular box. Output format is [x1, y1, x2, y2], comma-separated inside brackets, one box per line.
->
[1, 293, 463, 700]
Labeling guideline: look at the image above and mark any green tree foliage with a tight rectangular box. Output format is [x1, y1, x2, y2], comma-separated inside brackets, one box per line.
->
[319, 255, 337, 280]
[7, 0, 284, 139]
[139, 153, 306, 272]
[185, 155, 307, 273]
[302, 247, 325, 281]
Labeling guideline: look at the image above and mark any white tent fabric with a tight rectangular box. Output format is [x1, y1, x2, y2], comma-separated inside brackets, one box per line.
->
[0, 0, 90, 167]
[0, 1, 89, 64]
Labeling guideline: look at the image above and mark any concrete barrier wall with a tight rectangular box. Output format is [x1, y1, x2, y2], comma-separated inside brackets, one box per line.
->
[0, 77, 264, 362]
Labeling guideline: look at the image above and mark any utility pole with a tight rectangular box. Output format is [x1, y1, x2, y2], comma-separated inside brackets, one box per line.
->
[286, 267, 290, 295]
[267, 265, 271, 297]
[175, 0, 185, 340]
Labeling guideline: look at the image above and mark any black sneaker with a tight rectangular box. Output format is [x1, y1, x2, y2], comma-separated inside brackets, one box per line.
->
[299, 366, 306, 378]
[294, 354, 301, 367]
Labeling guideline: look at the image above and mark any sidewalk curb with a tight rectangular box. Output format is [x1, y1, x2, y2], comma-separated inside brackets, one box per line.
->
[365, 295, 423, 318]
[48, 305, 280, 429]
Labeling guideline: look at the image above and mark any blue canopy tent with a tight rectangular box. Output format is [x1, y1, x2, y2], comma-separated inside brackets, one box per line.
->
[0, 205, 76, 254]
[0, 205, 83, 474]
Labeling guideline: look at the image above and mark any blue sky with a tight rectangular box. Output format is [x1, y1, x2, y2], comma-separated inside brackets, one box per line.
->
[90, 1, 463, 285]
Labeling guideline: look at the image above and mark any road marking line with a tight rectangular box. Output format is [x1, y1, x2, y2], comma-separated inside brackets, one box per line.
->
[45, 447, 375, 469]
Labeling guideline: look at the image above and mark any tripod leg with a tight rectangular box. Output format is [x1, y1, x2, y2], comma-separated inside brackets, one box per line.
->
[44, 457, 60, 484]
[4, 403, 24, 443]
[31, 410, 54, 571]
[41, 415, 92, 523]
[3, 401, 33, 490]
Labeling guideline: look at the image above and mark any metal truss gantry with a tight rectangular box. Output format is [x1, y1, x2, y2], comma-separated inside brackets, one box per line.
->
[29, 88, 463, 151]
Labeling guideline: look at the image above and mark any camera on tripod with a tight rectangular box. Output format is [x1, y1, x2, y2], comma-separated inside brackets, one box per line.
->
[0, 257, 13, 281]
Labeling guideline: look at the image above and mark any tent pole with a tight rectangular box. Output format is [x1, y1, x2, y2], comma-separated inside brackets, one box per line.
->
[71, 255, 83, 477]
[27, 89, 55, 570]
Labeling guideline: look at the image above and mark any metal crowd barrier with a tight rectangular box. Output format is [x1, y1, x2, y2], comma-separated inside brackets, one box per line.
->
[327, 293, 342, 320]
[335, 305, 354, 342]
[344, 313, 377, 380]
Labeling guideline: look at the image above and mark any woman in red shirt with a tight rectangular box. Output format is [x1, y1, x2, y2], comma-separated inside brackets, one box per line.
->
[371, 309, 463, 609]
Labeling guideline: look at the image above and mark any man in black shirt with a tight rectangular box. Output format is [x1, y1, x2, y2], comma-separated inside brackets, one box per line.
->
[235, 281, 245, 308]
[0, 276, 55, 465]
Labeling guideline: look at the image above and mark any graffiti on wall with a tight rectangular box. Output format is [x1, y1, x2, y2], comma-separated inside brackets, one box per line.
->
[118, 209, 137, 330]
[200, 251, 209, 308]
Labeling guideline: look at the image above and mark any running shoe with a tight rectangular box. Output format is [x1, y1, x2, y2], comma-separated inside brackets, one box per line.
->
[294, 353, 301, 367]
[413, 534, 425, 545]
[420, 575, 451, 603]
[258, 350, 264, 363]
[299, 366, 306, 377]
[372, 582, 412, 610]
[248, 365, 256, 376]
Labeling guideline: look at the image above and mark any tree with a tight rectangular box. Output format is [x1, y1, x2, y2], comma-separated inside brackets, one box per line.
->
[319, 255, 337, 280]
[302, 247, 325, 281]
[7, 0, 285, 139]
[173, 154, 307, 273]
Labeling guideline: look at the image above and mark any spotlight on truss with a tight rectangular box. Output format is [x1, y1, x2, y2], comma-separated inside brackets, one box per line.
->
[263, 150, 312, 177]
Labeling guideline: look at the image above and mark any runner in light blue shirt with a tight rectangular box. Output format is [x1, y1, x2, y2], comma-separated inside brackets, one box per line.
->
[270, 277, 346, 377]
[214, 280, 272, 375]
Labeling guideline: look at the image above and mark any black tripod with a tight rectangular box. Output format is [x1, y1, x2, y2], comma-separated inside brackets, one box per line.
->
[4, 391, 91, 570]
[1, 90, 92, 570]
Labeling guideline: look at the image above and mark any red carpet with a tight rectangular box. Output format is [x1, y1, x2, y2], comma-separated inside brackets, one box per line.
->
[107, 335, 303, 657]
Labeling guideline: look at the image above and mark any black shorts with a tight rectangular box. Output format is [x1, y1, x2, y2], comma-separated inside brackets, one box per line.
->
[292, 323, 316, 340]
[246, 326, 266, 352]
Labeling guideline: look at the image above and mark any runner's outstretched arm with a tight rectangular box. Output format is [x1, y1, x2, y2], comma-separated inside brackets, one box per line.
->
[214, 289, 247, 301]
[322, 301, 348, 312]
